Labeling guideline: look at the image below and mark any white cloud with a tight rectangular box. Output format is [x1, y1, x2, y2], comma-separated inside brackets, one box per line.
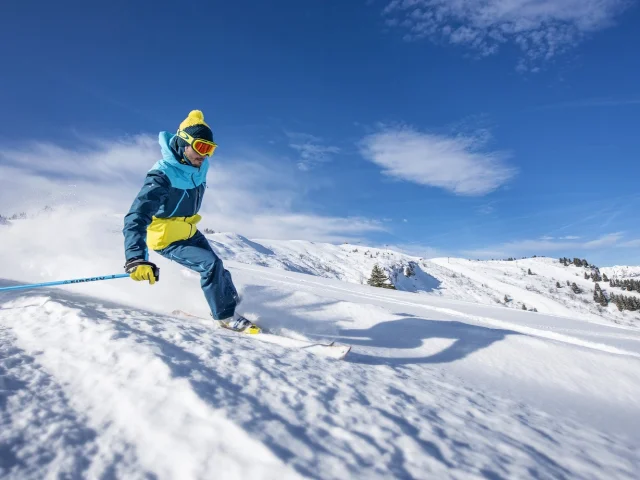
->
[286, 132, 340, 170]
[583, 233, 624, 248]
[382, 0, 631, 69]
[464, 232, 629, 258]
[359, 126, 515, 196]
[0, 135, 157, 214]
[0, 136, 383, 244]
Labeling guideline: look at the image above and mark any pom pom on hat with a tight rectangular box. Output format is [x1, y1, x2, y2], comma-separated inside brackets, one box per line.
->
[177, 109, 213, 143]
[179, 110, 209, 131]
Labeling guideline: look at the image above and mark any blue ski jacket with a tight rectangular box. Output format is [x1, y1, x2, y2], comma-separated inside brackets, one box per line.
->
[123, 132, 209, 261]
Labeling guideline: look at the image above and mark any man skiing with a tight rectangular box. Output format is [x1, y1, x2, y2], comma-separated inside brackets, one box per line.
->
[122, 110, 259, 333]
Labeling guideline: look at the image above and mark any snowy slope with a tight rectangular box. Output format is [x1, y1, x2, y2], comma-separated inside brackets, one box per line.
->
[602, 265, 640, 280]
[206, 233, 639, 328]
[1, 214, 639, 478]
[207, 232, 441, 292]
[1, 263, 639, 479]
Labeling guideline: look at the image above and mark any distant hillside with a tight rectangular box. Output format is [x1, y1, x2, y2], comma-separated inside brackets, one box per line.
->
[206, 233, 639, 328]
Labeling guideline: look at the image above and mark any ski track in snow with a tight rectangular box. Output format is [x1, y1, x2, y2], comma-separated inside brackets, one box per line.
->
[232, 263, 640, 358]
[1, 268, 639, 479]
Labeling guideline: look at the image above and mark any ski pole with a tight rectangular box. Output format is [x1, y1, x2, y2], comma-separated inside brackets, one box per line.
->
[0, 273, 131, 292]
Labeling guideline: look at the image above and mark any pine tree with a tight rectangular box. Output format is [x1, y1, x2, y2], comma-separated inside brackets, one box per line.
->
[528, 268, 533, 275]
[584, 272, 590, 280]
[571, 282, 582, 294]
[615, 295, 624, 311]
[600, 292, 608, 307]
[593, 283, 608, 306]
[566, 280, 571, 286]
[367, 264, 395, 289]
[367, 264, 387, 287]
[556, 281, 562, 289]
[603, 273, 609, 282]
[504, 295, 510, 303]
[522, 304, 527, 310]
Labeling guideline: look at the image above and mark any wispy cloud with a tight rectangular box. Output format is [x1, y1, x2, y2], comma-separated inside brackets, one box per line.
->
[464, 232, 630, 258]
[537, 235, 581, 241]
[359, 126, 515, 196]
[0, 136, 383, 243]
[381, 0, 631, 70]
[286, 132, 340, 171]
[477, 201, 497, 215]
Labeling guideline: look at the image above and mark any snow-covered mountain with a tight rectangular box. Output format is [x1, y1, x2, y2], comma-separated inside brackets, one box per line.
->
[1, 214, 639, 479]
[206, 232, 640, 328]
[602, 265, 640, 280]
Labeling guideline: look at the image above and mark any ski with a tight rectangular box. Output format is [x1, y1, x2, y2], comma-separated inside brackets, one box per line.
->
[171, 310, 351, 360]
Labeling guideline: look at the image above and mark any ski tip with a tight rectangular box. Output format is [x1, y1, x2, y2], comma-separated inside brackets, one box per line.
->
[332, 344, 351, 360]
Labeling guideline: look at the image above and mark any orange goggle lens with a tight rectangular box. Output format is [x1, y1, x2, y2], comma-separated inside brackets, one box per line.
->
[192, 139, 216, 156]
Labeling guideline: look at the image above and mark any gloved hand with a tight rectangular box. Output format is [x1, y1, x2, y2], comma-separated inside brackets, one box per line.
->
[124, 258, 160, 284]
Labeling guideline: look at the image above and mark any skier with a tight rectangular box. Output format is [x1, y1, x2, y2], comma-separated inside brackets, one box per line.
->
[122, 110, 258, 333]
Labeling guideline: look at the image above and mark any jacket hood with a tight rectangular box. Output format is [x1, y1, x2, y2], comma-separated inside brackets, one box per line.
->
[152, 132, 209, 189]
[158, 131, 210, 173]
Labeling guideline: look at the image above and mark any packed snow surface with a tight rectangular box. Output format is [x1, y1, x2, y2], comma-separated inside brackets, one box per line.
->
[0, 214, 639, 479]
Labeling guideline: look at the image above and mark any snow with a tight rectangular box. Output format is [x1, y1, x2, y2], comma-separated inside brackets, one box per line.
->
[1, 212, 639, 479]
[602, 265, 640, 280]
[207, 234, 639, 328]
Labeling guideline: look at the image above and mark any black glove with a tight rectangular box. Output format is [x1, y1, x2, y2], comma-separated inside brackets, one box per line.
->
[124, 258, 160, 283]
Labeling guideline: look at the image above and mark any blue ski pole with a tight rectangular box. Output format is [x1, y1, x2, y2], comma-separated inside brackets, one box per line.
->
[0, 273, 132, 292]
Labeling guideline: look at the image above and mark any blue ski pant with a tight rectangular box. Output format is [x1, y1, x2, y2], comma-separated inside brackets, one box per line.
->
[156, 231, 239, 320]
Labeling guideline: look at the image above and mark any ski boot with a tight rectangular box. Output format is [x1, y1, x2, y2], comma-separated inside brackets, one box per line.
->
[220, 313, 261, 334]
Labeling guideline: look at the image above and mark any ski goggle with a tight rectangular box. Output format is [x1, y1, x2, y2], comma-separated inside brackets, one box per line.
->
[176, 130, 217, 156]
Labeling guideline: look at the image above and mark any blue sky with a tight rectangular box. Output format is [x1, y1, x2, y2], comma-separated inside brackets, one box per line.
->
[1, 0, 639, 266]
